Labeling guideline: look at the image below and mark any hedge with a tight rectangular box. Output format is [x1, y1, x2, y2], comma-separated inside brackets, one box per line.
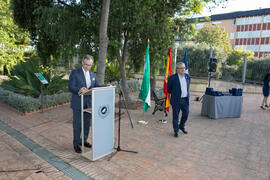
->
[176, 44, 227, 78]
[221, 58, 270, 83]
[177, 45, 270, 82]
[0, 79, 140, 113]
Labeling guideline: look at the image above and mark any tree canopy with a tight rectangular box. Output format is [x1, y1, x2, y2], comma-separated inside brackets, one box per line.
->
[195, 24, 232, 53]
[106, 0, 209, 100]
[227, 48, 254, 66]
[0, 0, 30, 74]
[10, 0, 229, 100]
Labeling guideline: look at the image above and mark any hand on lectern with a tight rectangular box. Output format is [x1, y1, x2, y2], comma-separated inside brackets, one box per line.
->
[78, 87, 88, 95]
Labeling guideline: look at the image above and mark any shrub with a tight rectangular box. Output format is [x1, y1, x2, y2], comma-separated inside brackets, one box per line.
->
[0, 87, 71, 113]
[177, 44, 227, 77]
[221, 57, 270, 82]
[0, 87, 40, 113]
[227, 48, 254, 66]
[110, 79, 140, 94]
[246, 58, 270, 81]
[105, 60, 121, 83]
[220, 65, 240, 81]
[104, 60, 135, 83]
[43, 92, 71, 108]
[0, 79, 140, 113]
[1, 57, 68, 98]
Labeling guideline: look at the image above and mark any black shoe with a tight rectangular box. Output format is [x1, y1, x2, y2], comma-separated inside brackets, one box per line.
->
[80, 142, 92, 148]
[261, 106, 265, 110]
[265, 105, 269, 108]
[84, 142, 92, 148]
[74, 146, 82, 153]
[180, 128, 188, 134]
[174, 133, 178, 137]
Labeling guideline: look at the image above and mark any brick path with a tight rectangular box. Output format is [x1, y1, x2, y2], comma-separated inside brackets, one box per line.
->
[0, 92, 269, 180]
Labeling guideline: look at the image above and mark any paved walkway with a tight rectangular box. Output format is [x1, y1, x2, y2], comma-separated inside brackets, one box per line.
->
[0, 92, 269, 180]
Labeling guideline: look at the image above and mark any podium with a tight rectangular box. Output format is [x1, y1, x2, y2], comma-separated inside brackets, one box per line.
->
[80, 86, 115, 161]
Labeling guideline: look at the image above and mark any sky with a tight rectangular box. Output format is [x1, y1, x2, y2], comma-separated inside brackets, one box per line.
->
[196, 0, 270, 17]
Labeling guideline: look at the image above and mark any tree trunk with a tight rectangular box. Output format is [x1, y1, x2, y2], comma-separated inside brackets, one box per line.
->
[97, 0, 110, 84]
[116, 35, 131, 104]
[150, 66, 156, 96]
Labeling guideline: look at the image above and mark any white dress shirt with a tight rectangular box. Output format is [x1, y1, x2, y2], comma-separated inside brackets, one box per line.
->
[178, 74, 187, 98]
[82, 67, 91, 88]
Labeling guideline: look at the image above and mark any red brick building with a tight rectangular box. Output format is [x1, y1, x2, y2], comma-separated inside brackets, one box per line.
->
[194, 8, 270, 57]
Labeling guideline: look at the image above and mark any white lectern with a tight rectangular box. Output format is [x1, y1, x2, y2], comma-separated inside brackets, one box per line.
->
[80, 86, 115, 161]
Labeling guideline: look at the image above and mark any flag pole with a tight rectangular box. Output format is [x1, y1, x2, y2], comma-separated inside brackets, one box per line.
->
[138, 106, 148, 125]
[162, 103, 167, 123]
[160, 47, 171, 124]
[138, 40, 150, 125]
[159, 104, 165, 123]
[159, 100, 167, 123]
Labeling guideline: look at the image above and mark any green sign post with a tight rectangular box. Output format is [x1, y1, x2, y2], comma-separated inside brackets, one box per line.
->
[34, 73, 48, 113]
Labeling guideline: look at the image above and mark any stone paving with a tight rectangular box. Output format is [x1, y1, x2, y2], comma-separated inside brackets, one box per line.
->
[0, 92, 269, 180]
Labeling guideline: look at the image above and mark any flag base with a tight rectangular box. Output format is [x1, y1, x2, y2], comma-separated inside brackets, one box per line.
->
[138, 120, 148, 125]
[158, 119, 167, 124]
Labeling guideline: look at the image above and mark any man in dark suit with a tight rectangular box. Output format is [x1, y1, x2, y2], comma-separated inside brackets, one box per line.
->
[68, 55, 100, 153]
[167, 62, 190, 138]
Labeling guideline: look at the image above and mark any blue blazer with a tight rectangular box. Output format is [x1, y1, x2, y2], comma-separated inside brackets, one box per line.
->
[68, 67, 100, 110]
[167, 73, 190, 108]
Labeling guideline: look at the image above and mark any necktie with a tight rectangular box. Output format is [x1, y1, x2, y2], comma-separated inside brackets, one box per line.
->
[85, 71, 91, 88]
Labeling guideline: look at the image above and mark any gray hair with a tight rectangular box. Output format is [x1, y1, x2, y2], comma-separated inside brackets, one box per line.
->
[82, 54, 94, 62]
[176, 62, 185, 69]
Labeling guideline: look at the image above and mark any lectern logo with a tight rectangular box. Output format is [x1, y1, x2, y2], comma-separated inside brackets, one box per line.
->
[98, 104, 110, 119]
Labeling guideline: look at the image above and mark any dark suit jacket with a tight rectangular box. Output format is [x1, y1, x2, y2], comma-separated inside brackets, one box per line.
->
[68, 67, 100, 110]
[167, 73, 190, 108]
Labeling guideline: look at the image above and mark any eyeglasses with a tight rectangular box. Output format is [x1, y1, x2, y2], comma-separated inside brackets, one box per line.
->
[177, 67, 185, 69]
[84, 63, 92, 67]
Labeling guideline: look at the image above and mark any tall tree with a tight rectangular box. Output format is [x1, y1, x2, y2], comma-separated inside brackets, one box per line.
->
[97, 0, 110, 84]
[196, 24, 232, 53]
[108, 0, 209, 99]
[11, 0, 228, 100]
[12, 0, 98, 66]
[12, 0, 58, 65]
[0, 0, 30, 74]
[107, 0, 139, 102]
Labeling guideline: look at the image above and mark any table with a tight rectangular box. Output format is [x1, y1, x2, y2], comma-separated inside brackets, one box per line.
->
[201, 95, 243, 119]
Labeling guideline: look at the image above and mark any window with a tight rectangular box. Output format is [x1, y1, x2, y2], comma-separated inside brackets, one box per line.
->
[212, 21, 222, 25]
[230, 33, 234, 40]
[232, 19, 236, 26]
[263, 15, 270, 23]
[195, 23, 204, 30]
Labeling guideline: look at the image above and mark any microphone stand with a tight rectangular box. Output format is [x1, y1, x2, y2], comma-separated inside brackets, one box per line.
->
[108, 80, 138, 161]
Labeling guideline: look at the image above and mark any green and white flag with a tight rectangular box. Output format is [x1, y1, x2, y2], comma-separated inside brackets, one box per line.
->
[139, 44, 151, 112]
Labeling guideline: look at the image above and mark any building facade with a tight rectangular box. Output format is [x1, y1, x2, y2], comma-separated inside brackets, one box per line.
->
[194, 8, 270, 57]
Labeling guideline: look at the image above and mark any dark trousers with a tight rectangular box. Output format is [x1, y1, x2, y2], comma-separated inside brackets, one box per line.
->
[172, 98, 189, 133]
[72, 109, 91, 147]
